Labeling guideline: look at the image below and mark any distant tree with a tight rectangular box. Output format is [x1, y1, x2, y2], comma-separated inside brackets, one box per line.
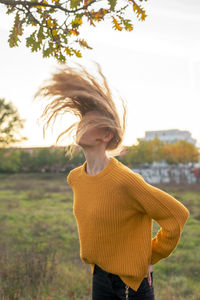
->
[147, 136, 165, 162]
[124, 137, 165, 166]
[19, 149, 34, 171]
[69, 145, 85, 165]
[122, 138, 199, 166]
[162, 140, 199, 164]
[0, 98, 27, 147]
[33, 147, 52, 170]
[0, 0, 148, 62]
[0, 148, 21, 172]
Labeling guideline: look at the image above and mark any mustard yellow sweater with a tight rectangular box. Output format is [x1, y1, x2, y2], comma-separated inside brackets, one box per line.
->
[67, 156, 190, 291]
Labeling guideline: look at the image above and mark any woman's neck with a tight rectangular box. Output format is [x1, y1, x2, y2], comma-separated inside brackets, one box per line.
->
[84, 153, 110, 175]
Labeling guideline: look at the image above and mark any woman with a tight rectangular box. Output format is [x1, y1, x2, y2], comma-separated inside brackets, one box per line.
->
[34, 62, 190, 300]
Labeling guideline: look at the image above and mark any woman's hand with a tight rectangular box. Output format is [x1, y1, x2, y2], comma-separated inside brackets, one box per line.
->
[147, 264, 154, 286]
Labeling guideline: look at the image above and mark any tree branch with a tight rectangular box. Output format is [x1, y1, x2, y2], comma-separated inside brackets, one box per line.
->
[25, 4, 42, 26]
[0, 0, 97, 13]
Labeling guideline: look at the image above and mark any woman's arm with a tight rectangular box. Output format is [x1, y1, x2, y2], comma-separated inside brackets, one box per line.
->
[125, 172, 190, 265]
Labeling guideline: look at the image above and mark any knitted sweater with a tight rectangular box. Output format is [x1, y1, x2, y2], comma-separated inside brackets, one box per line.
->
[66, 156, 190, 291]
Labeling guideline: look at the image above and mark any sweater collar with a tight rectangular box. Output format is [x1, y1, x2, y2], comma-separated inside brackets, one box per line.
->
[81, 156, 118, 181]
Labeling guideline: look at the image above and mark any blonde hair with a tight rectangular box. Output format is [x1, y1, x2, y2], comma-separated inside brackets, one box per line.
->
[33, 62, 127, 159]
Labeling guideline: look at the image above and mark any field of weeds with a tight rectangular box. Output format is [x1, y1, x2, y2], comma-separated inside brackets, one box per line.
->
[0, 173, 199, 300]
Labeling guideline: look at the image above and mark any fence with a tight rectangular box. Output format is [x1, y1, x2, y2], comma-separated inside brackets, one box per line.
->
[132, 163, 200, 184]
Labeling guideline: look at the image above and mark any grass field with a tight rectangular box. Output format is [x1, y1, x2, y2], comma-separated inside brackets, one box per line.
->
[0, 173, 199, 300]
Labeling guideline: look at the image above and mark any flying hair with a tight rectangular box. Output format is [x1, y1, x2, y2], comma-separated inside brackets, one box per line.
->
[33, 61, 127, 159]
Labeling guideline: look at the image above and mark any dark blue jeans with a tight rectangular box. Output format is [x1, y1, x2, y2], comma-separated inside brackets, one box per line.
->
[92, 264, 155, 300]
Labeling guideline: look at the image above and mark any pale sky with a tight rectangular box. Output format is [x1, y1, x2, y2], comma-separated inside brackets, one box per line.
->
[0, 0, 200, 148]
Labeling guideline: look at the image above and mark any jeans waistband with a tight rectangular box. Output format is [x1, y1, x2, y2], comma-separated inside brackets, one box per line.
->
[94, 264, 116, 276]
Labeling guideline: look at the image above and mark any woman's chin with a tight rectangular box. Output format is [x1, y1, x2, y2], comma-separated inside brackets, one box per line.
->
[76, 139, 86, 147]
[77, 139, 94, 148]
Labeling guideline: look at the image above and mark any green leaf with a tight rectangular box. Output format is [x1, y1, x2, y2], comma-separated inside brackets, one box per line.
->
[6, 6, 15, 15]
[8, 13, 21, 47]
[70, 0, 82, 9]
[55, 52, 66, 62]
[108, 0, 117, 11]
[43, 41, 56, 57]
[8, 30, 19, 47]
[121, 18, 133, 31]
[60, 33, 68, 44]
[37, 25, 46, 41]
[26, 30, 41, 52]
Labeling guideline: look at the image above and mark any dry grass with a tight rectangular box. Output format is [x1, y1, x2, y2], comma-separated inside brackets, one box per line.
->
[0, 242, 58, 300]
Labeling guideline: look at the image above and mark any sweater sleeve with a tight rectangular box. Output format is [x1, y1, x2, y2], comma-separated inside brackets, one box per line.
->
[66, 170, 73, 186]
[125, 172, 190, 265]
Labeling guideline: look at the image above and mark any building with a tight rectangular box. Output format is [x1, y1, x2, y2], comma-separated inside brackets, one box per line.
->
[139, 129, 196, 145]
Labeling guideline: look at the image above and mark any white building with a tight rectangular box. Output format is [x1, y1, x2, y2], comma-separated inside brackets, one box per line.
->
[139, 129, 196, 145]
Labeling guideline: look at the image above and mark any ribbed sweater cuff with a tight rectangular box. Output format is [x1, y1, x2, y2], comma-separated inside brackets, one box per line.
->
[150, 253, 162, 265]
